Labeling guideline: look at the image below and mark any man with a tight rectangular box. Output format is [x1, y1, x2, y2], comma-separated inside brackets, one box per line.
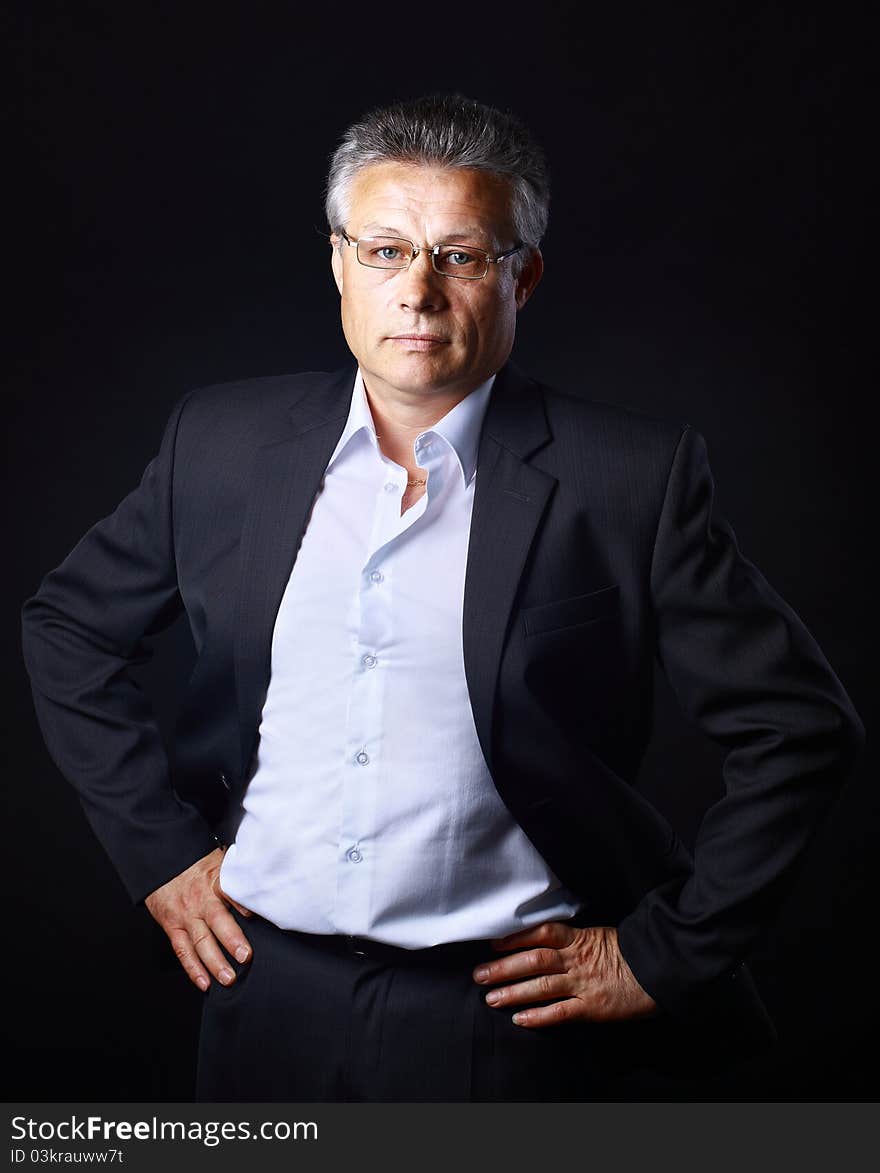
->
[21, 94, 863, 1102]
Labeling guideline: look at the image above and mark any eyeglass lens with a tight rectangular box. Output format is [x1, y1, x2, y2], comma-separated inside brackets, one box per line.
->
[356, 237, 489, 279]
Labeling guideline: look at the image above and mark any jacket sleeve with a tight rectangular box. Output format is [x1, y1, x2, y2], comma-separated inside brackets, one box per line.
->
[616, 424, 865, 1020]
[21, 391, 219, 905]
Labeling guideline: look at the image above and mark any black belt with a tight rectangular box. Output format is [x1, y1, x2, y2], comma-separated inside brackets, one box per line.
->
[281, 926, 496, 971]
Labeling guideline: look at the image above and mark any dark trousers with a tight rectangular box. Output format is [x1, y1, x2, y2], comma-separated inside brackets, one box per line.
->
[196, 909, 667, 1102]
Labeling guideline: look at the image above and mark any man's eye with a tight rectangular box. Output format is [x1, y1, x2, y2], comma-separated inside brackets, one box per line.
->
[375, 247, 403, 261]
[447, 251, 473, 265]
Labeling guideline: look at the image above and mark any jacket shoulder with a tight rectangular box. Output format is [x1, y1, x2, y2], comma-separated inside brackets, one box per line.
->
[173, 369, 349, 450]
[540, 380, 687, 438]
[533, 378, 692, 473]
[183, 370, 340, 416]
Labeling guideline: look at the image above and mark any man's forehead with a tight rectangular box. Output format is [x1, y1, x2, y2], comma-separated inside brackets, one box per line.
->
[347, 161, 513, 238]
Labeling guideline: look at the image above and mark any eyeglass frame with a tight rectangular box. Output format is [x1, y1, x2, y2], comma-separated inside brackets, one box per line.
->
[337, 228, 524, 280]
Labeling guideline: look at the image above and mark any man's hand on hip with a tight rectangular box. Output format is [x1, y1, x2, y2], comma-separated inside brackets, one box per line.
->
[472, 921, 658, 1027]
[144, 847, 254, 992]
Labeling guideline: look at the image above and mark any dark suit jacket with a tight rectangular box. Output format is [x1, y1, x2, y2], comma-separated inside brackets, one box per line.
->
[21, 360, 864, 1076]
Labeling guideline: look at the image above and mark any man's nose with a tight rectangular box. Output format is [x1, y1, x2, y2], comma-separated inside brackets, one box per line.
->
[397, 249, 448, 312]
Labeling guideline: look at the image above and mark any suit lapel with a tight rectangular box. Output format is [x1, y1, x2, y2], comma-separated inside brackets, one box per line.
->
[234, 365, 356, 776]
[462, 362, 557, 774]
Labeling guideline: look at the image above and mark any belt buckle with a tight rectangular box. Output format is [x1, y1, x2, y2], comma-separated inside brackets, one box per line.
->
[347, 935, 368, 958]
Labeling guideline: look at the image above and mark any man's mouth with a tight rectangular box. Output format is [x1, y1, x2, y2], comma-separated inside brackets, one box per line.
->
[389, 334, 449, 350]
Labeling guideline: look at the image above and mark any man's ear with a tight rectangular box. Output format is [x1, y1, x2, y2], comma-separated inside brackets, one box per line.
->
[330, 234, 344, 294]
[514, 248, 544, 311]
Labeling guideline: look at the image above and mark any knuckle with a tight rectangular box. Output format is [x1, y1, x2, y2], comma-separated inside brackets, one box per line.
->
[206, 899, 232, 924]
[190, 926, 212, 949]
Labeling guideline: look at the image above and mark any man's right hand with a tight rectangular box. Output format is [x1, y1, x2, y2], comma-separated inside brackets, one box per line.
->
[144, 847, 253, 991]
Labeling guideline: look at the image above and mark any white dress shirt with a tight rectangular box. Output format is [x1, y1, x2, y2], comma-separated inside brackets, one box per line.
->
[219, 368, 583, 946]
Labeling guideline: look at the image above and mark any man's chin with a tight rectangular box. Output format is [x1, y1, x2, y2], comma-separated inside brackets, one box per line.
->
[364, 354, 472, 397]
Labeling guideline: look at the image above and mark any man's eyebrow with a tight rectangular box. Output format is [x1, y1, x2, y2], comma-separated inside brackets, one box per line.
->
[359, 225, 407, 236]
[360, 223, 495, 243]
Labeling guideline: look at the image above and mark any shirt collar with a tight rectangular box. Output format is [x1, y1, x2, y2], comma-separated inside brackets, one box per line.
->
[324, 369, 380, 474]
[325, 368, 496, 486]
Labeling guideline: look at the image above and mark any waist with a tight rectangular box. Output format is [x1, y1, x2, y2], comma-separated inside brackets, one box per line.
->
[253, 915, 497, 971]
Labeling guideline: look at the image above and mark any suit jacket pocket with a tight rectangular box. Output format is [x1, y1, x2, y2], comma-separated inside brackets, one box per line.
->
[522, 584, 620, 637]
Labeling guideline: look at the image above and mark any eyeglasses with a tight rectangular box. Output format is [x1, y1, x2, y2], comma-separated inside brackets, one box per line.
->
[338, 228, 523, 281]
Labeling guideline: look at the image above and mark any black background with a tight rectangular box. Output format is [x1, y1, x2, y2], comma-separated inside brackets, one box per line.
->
[5, 2, 873, 1101]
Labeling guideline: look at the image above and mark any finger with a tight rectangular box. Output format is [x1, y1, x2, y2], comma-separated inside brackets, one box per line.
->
[473, 945, 566, 986]
[490, 920, 575, 952]
[510, 998, 586, 1029]
[189, 918, 240, 986]
[482, 973, 571, 1010]
[205, 901, 253, 966]
[166, 926, 212, 993]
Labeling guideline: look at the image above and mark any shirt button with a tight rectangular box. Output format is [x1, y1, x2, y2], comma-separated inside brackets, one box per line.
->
[369, 570, 384, 583]
[355, 750, 369, 765]
[361, 653, 378, 669]
[384, 482, 397, 493]
[347, 847, 363, 863]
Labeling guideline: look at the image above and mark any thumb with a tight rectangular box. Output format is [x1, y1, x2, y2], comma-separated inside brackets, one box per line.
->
[219, 888, 254, 918]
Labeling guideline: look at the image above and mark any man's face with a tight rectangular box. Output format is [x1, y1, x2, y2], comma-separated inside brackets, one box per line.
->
[330, 161, 543, 404]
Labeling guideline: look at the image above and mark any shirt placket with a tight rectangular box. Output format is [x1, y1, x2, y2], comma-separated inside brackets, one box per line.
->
[333, 441, 434, 933]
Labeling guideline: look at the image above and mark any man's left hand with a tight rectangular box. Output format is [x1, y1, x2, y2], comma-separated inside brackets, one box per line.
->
[472, 921, 658, 1027]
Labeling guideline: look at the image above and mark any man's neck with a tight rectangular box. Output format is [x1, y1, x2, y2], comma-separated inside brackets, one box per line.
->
[362, 376, 476, 471]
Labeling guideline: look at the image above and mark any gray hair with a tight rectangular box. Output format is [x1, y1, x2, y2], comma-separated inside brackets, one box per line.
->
[324, 94, 550, 265]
